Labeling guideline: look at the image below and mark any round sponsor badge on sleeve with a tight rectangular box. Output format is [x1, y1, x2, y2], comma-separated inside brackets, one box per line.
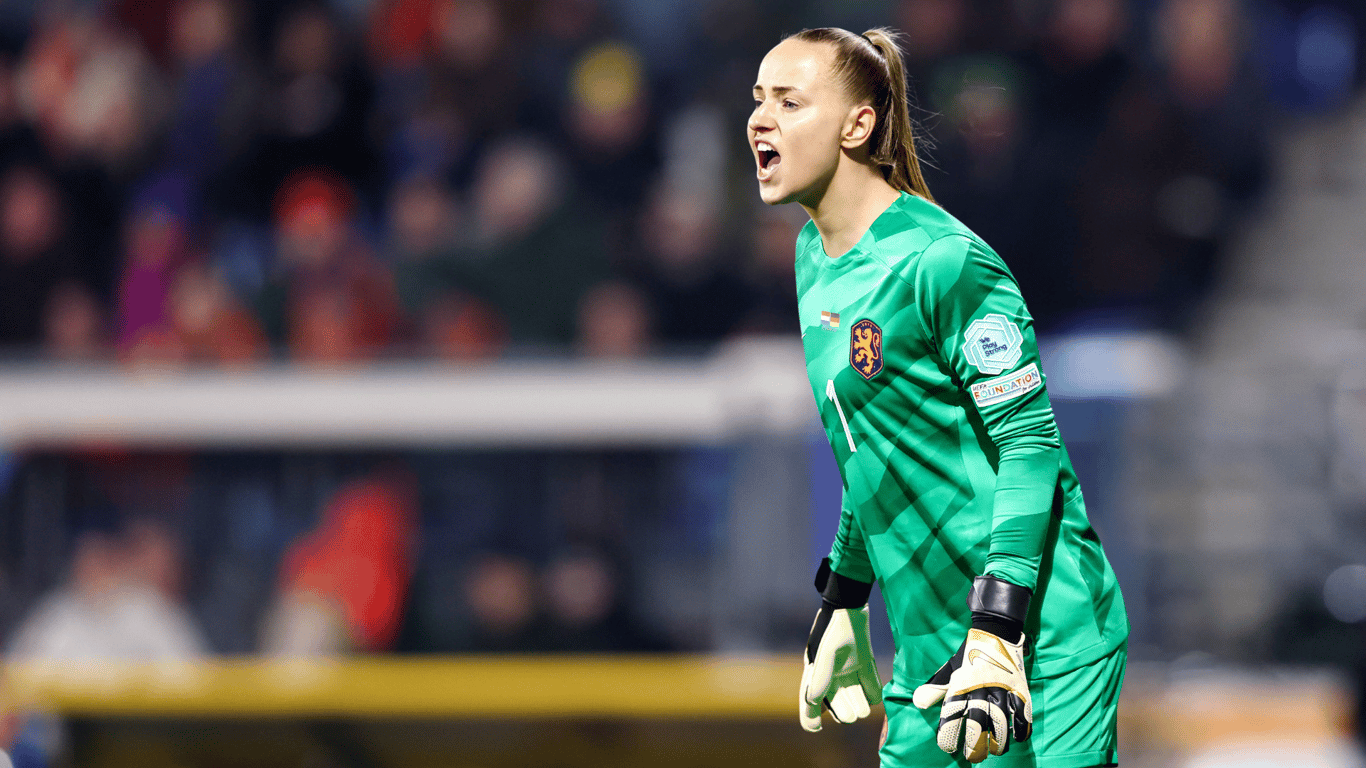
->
[961, 313, 1023, 374]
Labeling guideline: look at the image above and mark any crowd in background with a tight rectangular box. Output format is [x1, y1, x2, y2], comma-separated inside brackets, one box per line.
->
[0, 0, 1363, 663]
[1, 0, 1359, 365]
[0, 445, 692, 658]
[3, 2, 1366, 763]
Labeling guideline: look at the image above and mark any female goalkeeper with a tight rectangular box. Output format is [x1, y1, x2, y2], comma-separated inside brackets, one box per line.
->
[749, 27, 1128, 767]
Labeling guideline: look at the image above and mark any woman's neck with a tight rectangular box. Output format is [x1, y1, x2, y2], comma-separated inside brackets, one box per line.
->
[803, 162, 903, 258]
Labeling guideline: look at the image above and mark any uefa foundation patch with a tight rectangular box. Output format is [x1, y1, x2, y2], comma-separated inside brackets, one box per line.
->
[971, 363, 1042, 407]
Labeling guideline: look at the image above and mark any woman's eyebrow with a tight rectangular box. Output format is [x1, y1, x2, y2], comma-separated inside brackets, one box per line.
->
[752, 85, 801, 96]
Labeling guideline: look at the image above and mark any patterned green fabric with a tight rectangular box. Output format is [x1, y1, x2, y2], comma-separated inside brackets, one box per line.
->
[796, 192, 1128, 688]
[881, 642, 1127, 767]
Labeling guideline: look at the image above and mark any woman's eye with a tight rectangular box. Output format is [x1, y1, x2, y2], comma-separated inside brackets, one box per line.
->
[783, 100, 798, 109]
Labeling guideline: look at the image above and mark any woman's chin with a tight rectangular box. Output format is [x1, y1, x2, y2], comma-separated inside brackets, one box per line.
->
[758, 180, 799, 206]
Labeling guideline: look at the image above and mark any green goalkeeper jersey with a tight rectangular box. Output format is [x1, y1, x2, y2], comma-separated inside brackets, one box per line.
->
[797, 191, 1128, 692]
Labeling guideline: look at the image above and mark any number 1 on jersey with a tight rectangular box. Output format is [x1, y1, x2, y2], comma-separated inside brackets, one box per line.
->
[826, 379, 857, 453]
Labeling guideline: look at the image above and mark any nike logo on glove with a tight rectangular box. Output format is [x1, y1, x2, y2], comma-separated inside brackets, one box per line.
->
[966, 648, 1015, 676]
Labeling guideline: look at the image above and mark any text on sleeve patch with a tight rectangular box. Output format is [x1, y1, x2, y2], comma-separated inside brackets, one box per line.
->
[962, 313, 1024, 374]
[971, 363, 1043, 407]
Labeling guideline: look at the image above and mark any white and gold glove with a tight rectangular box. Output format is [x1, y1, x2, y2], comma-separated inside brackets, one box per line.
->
[913, 575, 1033, 763]
[799, 558, 882, 732]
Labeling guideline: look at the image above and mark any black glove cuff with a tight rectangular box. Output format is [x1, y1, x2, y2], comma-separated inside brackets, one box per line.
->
[968, 575, 1031, 644]
[807, 603, 833, 663]
[814, 557, 873, 609]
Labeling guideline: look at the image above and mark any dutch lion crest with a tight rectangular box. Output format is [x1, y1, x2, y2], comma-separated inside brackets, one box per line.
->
[849, 319, 883, 380]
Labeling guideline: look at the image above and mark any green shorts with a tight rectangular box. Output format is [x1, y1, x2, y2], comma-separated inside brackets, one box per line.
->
[879, 641, 1126, 768]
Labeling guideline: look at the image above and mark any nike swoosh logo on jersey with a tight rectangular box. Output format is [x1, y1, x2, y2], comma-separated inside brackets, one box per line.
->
[967, 648, 1015, 675]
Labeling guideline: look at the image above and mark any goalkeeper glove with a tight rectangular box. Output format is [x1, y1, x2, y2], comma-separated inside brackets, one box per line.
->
[912, 575, 1033, 763]
[799, 558, 882, 732]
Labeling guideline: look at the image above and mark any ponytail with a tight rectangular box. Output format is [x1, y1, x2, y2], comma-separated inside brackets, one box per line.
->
[861, 29, 935, 203]
[787, 27, 936, 204]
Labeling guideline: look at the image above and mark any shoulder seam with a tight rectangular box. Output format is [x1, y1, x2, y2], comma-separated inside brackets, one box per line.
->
[885, 232, 975, 353]
[868, 231, 975, 292]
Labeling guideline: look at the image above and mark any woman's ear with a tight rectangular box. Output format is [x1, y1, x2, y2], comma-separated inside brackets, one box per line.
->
[840, 105, 877, 150]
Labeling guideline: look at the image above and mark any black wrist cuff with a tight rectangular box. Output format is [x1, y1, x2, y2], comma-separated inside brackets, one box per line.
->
[967, 575, 1031, 643]
[814, 557, 873, 609]
[970, 615, 1023, 644]
[807, 603, 834, 663]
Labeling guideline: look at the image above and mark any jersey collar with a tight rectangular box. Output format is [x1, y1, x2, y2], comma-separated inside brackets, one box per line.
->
[809, 191, 915, 270]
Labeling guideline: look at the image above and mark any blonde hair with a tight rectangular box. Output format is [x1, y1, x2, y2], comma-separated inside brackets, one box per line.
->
[787, 27, 935, 203]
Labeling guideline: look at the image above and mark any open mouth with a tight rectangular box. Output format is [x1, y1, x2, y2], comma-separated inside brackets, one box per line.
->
[756, 141, 781, 179]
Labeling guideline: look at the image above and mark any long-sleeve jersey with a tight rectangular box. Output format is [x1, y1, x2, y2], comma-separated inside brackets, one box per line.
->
[797, 192, 1128, 692]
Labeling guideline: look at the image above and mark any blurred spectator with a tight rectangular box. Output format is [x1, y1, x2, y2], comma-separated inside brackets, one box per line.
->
[460, 552, 543, 652]
[1019, 0, 1132, 212]
[520, 0, 612, 129]
[576, 279, 653, 358]
[3, 519, 203, 768]
[58, 30, 163, 173]
[1155, 0, 1269, 194]
[366, 0, 483, 183]
[381, 96, 470, 187]
[896, 0, 967, 86]
[257, 168, 401, 363]
[120, 244, 266, 369]
[7, 18, 125, 296]
[7, 523, 206, 661]
[1066, 0, 1268, 326]
[386, 173, 459, 264]
[1028, 0, 1130, 134]
[625, 182, 751, 346]
[0, 166, 73, 351]
[364, 0, 435, 164]
[562, 41, 660, 216]
[467, 136, 608, 346]
[41, 281, 107, 361]
[1256, 1, 1360, 114]
[269, 4, 354, 141]
[1161, 0, 1241, 109]
[428, 0, 524, 141]
[122, 519, 188, 603]
[421, 291, 507, 361]
[165, 261, 266, 366]
[115, 173, 192, 350]
[0, 56, 43, 171]
[922, 54, 1065, 321]
[164, 0, 257, 197]
[15, 17, 85, 143]
[387, 173, 472, 326]
[261, 469, 416, 655]
[541, 545, 663, 652]
[243, 3, 377, 220]
[16, 16, 164, 172]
